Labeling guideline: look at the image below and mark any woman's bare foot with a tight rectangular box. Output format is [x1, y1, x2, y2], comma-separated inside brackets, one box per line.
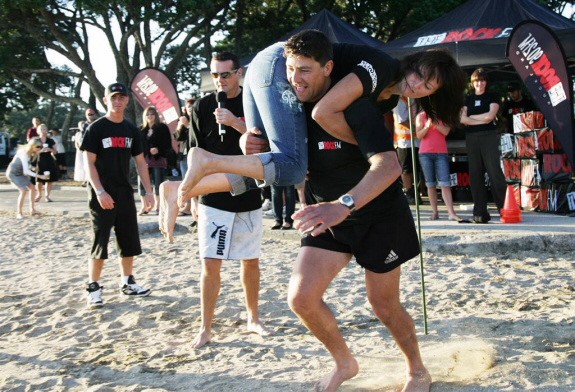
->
[401, 370, 432, 392]
[192, 329, 212, 349]
[178, 147, 212, 209]
[158, 181, 180, 243]
[247, 320, 274, 337]
[314, 358, 359, 392]
[30, 209, 42, 216]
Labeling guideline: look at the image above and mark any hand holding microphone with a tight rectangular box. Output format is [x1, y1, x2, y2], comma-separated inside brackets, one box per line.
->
[216, 91, 227, 142]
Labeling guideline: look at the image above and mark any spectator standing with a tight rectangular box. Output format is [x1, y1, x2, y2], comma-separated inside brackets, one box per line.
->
[138, 106, 172, 215]
[50, 128, 67, 179]
[189, 51, 270, 348]
[73, 109, 98, 183]
[270, 185, 296, 230]
[501, 82, 536, 133]
[34, 124, 59, 202]
[174, 98, 197, 215]
[6, 139, 49, 218]
[26, 117, 42, 141]
[393, 97, 420, 204]
[415, 111, 462, 221]
[81, 82, 154, 308]
[460, 68, 507, 223]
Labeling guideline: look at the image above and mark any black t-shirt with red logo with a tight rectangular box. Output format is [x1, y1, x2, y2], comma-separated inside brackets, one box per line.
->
[81, 116, 143, 192]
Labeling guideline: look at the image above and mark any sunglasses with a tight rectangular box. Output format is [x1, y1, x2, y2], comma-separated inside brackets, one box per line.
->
[87, 113, 96, 116]
[211, 69, 238, 79]
[34, 146, 42, 149]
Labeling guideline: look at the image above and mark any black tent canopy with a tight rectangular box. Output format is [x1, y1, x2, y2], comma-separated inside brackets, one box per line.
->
[200, 9, 385, 93]
[380, 0, 575, 78]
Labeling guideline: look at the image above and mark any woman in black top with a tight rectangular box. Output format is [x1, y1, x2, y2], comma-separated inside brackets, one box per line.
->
[34, 123, 59, 202]
[139, 106, 173, 214]
[460, 68, 507, 223]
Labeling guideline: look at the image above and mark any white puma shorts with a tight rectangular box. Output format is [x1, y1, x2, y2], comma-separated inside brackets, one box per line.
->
[197, 204, 263, 260]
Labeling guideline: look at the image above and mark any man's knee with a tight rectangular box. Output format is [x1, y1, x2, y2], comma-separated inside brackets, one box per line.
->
[202, 258, 222, 276]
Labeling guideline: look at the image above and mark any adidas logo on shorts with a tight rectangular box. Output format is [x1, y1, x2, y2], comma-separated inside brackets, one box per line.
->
[384, 250, 399, 264]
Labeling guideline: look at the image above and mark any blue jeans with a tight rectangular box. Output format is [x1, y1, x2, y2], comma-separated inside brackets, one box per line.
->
[271, 185, 295, 224]
[139, 167, 165, 196]
[419, 153, 451, 187]
[228, 42, 308, 195]
[179, 155, 188, 179]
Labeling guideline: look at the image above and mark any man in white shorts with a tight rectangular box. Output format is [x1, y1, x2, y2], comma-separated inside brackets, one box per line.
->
[189, 51, 271, 348]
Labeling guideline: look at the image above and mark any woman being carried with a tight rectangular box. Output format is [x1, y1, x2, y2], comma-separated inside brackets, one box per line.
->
[159, 32, 466, 242]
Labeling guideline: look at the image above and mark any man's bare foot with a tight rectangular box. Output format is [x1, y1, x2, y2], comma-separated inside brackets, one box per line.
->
[158, 181, 180, 243]
[314, 358, 359, 392]
[192, 329, 212, 349]
[247, 320, 274, 337]
[178, 147, 212, 208]
[401, 370, 432, 392]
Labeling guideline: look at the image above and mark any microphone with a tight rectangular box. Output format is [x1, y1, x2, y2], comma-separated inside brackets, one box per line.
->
[216, 91, 227, 142]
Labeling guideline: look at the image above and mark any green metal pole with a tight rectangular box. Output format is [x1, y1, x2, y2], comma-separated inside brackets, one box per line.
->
[407, 97, 428, 335]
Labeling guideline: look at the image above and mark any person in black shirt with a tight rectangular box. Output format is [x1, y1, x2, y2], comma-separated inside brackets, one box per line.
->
[189, 52, 271, 349]
[283, 30, 441, 392]
[81, 83, 154, 308]
[501, 82, 536, 133]
[460, 68, 507, 223]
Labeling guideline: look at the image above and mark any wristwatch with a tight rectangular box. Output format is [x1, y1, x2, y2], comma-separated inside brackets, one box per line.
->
[338, 194, 356, 212]
[95, 189, 106, 196]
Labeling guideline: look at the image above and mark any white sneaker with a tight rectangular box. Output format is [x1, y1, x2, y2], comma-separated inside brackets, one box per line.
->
[262, 199, 271, 211]
[86, 282, 103, 308]
[121, 275, 151, 296]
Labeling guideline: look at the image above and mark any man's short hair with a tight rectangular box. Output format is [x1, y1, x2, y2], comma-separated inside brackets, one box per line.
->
[507, 82, 520, 92]
[212, 51, 241, 70]
[284, 29, 333, 66]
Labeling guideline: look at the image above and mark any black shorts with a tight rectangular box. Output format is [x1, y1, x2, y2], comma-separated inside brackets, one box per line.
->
[89, 187, 142, 260]
[301, 200, 419, 273]
[397, 147, 419, 174]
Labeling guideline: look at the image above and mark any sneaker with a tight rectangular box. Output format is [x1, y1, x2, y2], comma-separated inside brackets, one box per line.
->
[121, 275, 151, 296]
[473, 212, 491, 224]
[261, 199, 271, 211]
[86, 282, 103, 308]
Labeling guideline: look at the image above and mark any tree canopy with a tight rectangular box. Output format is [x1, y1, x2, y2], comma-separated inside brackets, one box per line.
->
[0, 0, 571, 138]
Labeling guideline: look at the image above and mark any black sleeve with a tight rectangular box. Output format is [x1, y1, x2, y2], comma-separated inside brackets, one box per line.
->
[344, 98, 394, 160]
[157, 123, 173, 158]
[190, 100, 205, 149]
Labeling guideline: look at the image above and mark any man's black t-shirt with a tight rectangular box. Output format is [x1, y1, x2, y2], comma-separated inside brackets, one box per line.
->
[81, 117, 143, 192]
[502, 97, 536, 133]
[191, 90, 261, 212]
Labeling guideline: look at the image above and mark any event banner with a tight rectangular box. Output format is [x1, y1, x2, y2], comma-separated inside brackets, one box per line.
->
[130, 68, 181, 136]
[506, 20, 574, 167]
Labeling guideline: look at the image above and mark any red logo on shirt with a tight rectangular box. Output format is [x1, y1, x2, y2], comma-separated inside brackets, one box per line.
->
[318, 141, 341, 150]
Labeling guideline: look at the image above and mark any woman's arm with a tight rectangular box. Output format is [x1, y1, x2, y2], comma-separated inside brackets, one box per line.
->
[415, 113, 430, 139]
[311, 73, 364, 145]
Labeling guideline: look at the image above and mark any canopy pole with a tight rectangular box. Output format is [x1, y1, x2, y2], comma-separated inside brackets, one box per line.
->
[407, 97, 428, 335]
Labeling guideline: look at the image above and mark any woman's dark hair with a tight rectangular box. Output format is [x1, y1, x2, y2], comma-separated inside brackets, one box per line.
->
[400, 49, 467, 128]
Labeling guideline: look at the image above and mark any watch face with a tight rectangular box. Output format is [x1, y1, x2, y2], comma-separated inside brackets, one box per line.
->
[341, 195, 353, 205]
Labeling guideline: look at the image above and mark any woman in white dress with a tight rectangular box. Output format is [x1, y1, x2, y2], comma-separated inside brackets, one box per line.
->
[73, 121, 86, 183]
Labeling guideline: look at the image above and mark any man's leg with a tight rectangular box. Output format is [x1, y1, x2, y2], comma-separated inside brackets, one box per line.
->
[287, 246, 358, 392]
[193, 257, 222, 349]
[89, 258, 105, 282]
[241, 258, 272, 336]
[365, 267, 431, 392]
[119, 256, 134, 277]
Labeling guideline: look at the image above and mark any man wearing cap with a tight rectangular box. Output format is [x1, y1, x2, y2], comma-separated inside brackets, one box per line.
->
[81, 82, 154, 308]
[502, 82, 536, 133]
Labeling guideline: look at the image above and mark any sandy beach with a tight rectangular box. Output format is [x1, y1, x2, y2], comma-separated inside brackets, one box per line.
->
[0, 189, 574, 391]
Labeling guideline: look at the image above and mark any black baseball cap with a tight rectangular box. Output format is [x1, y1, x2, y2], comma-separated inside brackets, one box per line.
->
[105, 82, 128, 96]
[507, 82, 520, 92]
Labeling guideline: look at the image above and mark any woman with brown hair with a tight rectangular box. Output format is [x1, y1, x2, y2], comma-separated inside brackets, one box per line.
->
[138, 106, 172, 214]
[460, 68, 507, 223]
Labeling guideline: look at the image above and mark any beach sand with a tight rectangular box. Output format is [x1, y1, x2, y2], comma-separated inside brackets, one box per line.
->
[0, 210, 573, 391]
